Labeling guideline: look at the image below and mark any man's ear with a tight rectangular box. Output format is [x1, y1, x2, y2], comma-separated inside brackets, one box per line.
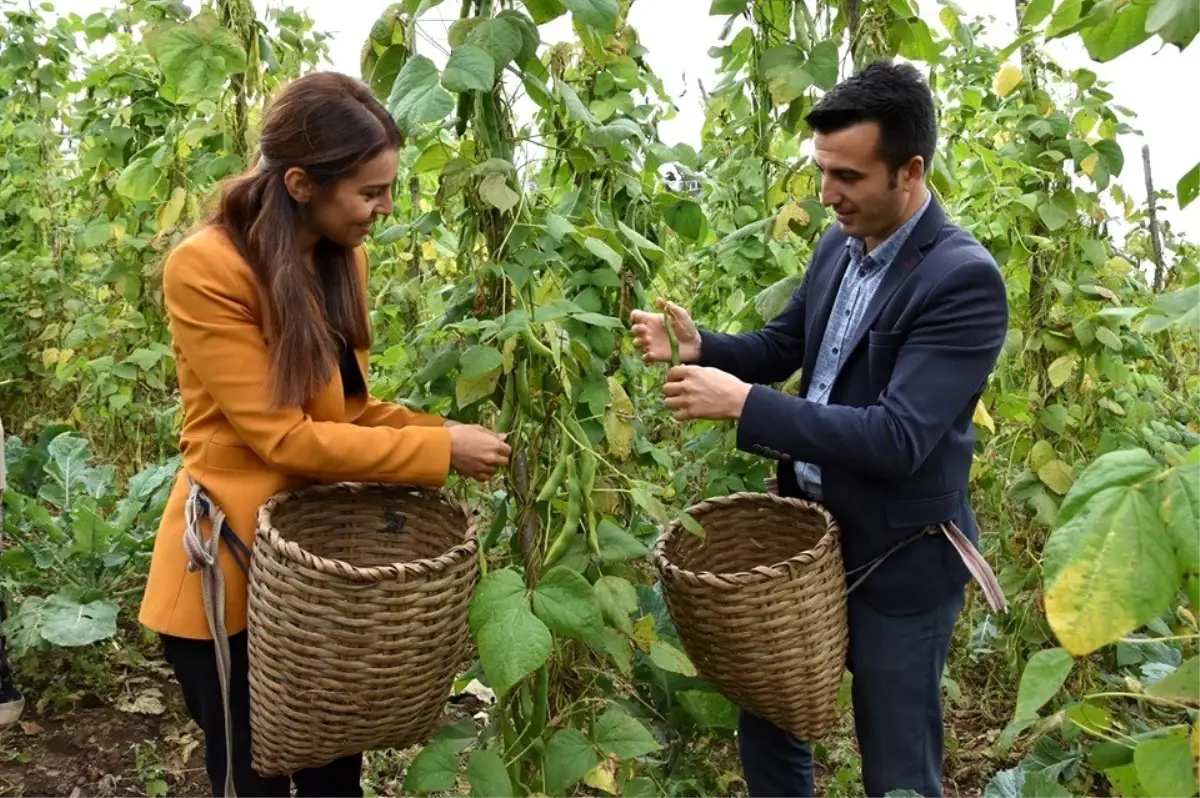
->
[283, 167, 314, 204]
[905, 155, 926, 188]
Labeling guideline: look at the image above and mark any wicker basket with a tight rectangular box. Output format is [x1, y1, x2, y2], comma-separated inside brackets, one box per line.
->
[246, 483, 479, 775]
[653, 492, 848, 740]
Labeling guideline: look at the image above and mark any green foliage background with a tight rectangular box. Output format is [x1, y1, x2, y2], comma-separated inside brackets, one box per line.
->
[1, 0, 1198, 795]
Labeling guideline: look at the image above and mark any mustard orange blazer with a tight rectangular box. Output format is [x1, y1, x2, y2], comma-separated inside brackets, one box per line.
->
[138, 225, 452, 640]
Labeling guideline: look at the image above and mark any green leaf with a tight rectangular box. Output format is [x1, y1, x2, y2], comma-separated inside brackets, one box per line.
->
[470, 568, 530, 634]
[1146, 0, 1199, 47]
[545, 728, 599, 794]
[155, 19, 247, 103]
[583, 237, 623, 269]
[758, 44, 813, 104]
[1037, 200, 1070, 231]
[479, 172, 519, 214]
[403, 738, 461, 795]
[562, 0, 618, 33]
[1161, 459, 1200, 573]
[588, 118, 644, 147]
[442, 43, 495, 92]
[497, 10, 540, 64]
[649, 640, 696, 676]
[678, 690, 738, 729]
[465, 16, 525, 69]
[1057, 448, 1159, 526]
[1095, 326, 1123, 351]
[467, 749, 514, 797]
[1038, 404, 1073, 435]
[521, 0, 567, 25]
[573, 312, 624, 328]
[595, 575, 638, 633]
[593, 710, 661, 759]
[459, 345, 504, 380]
[533, 566, 606, 644]
[39, 595, 118, 647]
[807, 40, 840, 90]
[1023, 0, 1054, 27]
[388, 54, 454, 133]
[1081, 0, 1153, 61]
[1047, 355, 1076, 388]
[1146, 656, 1199, 706]
[1037, 460, 1074, 496]
[116, 157, 165, 202]
[602, 627, 633, 674]
[475, 603, 551, 698]
[545, 212, 576, 241]
[1012, 647, 1074, 723]
[1134, 731, 1199, 797]
[710, 0, 748, 14]
[597, 520, 648, 562]
[1043, 479, 1177, 656]
[617, 221, 664, 263]
[664, 198, 705, 242]
[1178, 161, 1199, 209]
[557, 78, 597, 127]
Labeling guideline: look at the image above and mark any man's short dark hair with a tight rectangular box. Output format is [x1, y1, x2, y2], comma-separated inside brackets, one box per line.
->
[805, 59, 937, 176]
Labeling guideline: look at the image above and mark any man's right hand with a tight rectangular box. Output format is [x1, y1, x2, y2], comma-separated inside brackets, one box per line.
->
[449, 424, 511, 482]
[629, 299, 701, 365]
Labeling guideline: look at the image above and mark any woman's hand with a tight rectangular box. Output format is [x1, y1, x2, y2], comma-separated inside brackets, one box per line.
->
[448, 424, 511, 482]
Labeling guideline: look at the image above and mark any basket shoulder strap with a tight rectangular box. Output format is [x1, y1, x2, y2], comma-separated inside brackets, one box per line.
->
[845, 522, 1007, 614]
[183, 475, 239, 798]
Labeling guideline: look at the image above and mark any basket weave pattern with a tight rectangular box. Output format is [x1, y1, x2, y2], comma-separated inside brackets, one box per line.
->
[653, 492, 848, 740]
[247, 484, 478, 775]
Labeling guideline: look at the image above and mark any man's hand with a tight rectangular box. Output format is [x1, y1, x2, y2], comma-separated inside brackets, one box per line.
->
[630, 299, 701, 365]
[663, 365, 752, 421]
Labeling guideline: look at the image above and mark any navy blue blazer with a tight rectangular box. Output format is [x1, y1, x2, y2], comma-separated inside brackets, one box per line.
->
[699, 196, 1008, 615]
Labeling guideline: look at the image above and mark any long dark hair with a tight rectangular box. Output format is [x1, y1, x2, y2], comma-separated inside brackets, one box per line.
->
[210, 71, 400, 406]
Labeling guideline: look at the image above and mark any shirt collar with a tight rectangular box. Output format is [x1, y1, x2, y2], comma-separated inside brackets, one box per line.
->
[845, 192, 932, 270]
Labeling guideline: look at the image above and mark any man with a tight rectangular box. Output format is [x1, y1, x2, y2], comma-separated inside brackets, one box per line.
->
[630, 60, 1008, 797]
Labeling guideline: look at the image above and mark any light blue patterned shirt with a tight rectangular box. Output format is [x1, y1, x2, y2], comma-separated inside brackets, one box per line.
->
[793, 194, 931, 498]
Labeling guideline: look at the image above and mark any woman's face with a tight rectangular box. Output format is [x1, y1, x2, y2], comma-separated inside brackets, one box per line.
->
[291, 149, 398, 249]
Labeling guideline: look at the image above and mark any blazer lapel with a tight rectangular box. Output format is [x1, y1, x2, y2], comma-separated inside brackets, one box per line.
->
[843, 196, 947, 359]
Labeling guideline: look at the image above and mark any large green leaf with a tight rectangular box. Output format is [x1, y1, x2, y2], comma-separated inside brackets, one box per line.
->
[479, 172, 519, 214]
[1146, 655, 1200, 706]
[1055, 448, 1159, 526]
[1134, 731, 1199, 797]
[1161, 458, 1200, 573]
[562, 0, 618, 33]
[593, 710, 661, 759]
[469, 567, 528, 634]
[1080, 0, 1153, 61]
[595, 575, 638, 633]
[1023, 0, 1055, 27]
[597, 520, 649, 562]
[1012, 648, 1074, 722]
[40, 595, 118, 647]
[664, 198, 705, 242]
[677, 690, 738, 729]
[155, 17, 247, 103]
[532, 566, 605, 644]
[544, 728, 599, 794]
[116, 157, 165, 202]
[588, 118, 644, 147]
[403, 738, 460, 795]
[388, 54, 454, 133]
[442, 43, 495, 92]
[1145, 0, 1198, 48]
[460, 345, 503, 380]
[38, 433, 93, 510]
[466, 17, 525, 70]
[1043, 478, 1178, 656]
[649, 640, 696, 676]
[467, 749, 514, 798]
[807, 40, 840, 90]
[475, 603, 551, 698]
[758, 44, 813, 105]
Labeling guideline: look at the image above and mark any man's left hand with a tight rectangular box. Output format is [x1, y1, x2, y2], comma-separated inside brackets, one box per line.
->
[663, 365, 752, 421]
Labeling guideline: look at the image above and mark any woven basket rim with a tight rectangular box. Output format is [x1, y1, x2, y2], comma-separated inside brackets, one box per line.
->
[652, 491, 840, 586]
[254, 482, 479, 583]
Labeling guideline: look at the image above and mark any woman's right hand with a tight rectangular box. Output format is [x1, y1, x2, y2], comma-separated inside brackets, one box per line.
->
[629, 298, 701, 365]
[449, 424, 511, 482]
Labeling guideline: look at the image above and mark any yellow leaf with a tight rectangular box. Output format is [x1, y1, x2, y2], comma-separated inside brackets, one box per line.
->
[1038, 459, 1075, 495]
[110, 221, 126, 243]
[41, 348, 60, 367]
[994, 63, 1023, 98]
[502, 335, 517, 374]
[1081, 153, 1099, 176]
[603, 377, 635, 460]
[158, 186, 187, 232]
[421, 239, 438, 261]
[632, 615, 656, 653]
[772, 201, 810, 241]
[583, 759, 618, 795]
[972, 400, 995, 433]
[1046, 560, 1140, 656]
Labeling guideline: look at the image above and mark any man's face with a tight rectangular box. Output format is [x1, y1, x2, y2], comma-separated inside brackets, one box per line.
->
[814, 121, 921, 244]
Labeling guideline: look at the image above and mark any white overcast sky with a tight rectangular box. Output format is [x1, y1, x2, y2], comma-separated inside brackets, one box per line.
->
[50, 0, 1200, 239]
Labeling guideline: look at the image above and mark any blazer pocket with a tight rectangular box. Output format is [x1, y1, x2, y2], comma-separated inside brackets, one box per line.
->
[867, 330, 903, 393]
[885, 491, 962, 529]
[205, 440, 265, 472]
[868, 329, 904, 348]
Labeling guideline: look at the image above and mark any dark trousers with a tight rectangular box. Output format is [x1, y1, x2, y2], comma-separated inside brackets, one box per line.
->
[736, 586, 964, 797]
[161, 631, 363, 798]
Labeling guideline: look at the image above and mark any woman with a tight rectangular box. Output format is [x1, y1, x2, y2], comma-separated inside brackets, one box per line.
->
[138, 72, 511, 798]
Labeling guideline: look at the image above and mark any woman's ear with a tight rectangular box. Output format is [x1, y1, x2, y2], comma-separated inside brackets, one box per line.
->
[283, 167, 314, 204]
